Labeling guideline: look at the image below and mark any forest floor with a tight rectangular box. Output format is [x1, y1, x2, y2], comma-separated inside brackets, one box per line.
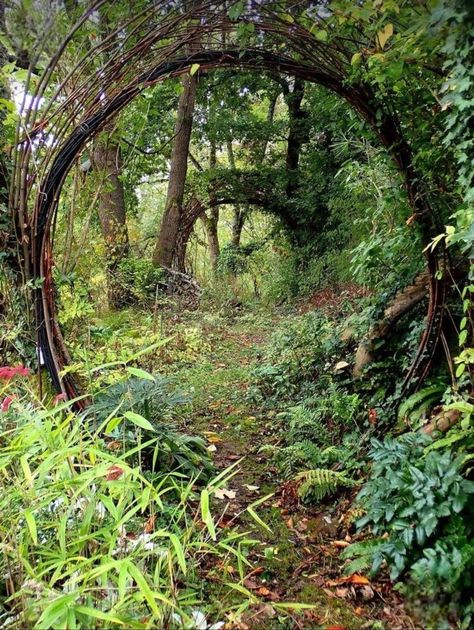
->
[160, 303, 418, 630]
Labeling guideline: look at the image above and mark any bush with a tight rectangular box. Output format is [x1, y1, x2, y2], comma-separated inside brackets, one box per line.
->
[348, 432, 474, 625]
[0, 394, 257, 628]
[250, 311, 344, 403]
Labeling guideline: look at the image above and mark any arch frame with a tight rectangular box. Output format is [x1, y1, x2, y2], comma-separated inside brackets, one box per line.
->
[9, 2, 446, 404]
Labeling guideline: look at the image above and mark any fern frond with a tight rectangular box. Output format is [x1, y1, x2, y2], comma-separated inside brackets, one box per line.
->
[294, 468, 359, 503]
[397, 384, 446, 424]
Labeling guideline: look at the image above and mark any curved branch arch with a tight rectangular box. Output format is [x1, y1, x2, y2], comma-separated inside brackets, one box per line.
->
[11, 1, 445, 404]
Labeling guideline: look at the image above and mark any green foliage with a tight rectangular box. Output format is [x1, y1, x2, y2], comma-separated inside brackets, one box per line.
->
[352, 431, 474, 624]
[0, 387, 259, 628]
[116, 256, 165, 304]
[397, 383, 448, 429]
[295, 468, 359, 503]
[250, 312, 344, 403]
[88, 375, 213, 479]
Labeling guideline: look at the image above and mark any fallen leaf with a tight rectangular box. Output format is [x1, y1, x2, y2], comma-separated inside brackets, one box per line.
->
[332, 540, 350, 548]
[207, 435, 223, 444]
[327, 574, 370, 588]
[106, 465, 124, 481]
[214, 488, 236, 500]
[144, 514, 156, 533]
[243, 578, 258, 590]
[257, 586, 280, 601]
[106, 440, 122, 451]
[359, 585, 374, 601]
[255, 603, 276, 618]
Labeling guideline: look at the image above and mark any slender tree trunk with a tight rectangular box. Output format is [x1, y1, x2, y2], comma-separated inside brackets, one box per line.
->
[153, 73, 197, 268]
[200, 206, 220, 271]
[226, 139, 246, 248]
[202, 140, 220, 271]
[285, 78, 306, 201]
[91, 130, 130, 308]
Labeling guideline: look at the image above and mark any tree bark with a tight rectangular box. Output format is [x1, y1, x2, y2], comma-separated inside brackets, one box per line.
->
[202, 140, 220, 271]
[353, 270, 430, 377]
[226, 139, 246, 248]
[200, 206, 220, 271]
[91, 130, 130, 308]
[284, 78, 306, 201]
[152, 73, 197, 268]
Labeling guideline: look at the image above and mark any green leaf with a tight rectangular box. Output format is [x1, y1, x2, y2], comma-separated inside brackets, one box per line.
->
[200, 489, 216, 540]
[24, 509, 37, 545]
[74, 606, 125, 625]
[124, 411, 155, 432]
[104, 416, 123, 434]
[35, 594, 76, 628]
[125, 367, 155, 381]
[126, 561, 163, 615]
[228, 0, 245, 21]
[169, 533, 187, 575]
[314, 29, 328, 42]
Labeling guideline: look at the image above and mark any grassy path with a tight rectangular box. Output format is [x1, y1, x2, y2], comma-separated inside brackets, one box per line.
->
[171, 311, 409, 629]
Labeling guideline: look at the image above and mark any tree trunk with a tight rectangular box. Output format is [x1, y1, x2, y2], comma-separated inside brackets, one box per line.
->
[203, 140, 220, 271]
[231, 209, 245, 248]
[201, 206, 220, 272]
[152, 73, 197, 268]
[226, 139, 246, 249]
[284, 78, 306, 201]
[353, 270, 430, 376]
[91, 131, 130, 308]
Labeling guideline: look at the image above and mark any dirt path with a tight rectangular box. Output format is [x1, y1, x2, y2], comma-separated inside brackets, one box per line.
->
[174, 313, 416, 629]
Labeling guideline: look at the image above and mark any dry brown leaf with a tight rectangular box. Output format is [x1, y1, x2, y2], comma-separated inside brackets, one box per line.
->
[106, 465, 124, 481]
[144, 514, 156, 534]
[327, 574, 370, 587]
[332, 540, 350, 548]
[214, 488, 236, 500]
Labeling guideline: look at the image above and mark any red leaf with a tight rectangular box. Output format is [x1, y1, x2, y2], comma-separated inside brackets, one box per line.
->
[106, 465, 124, 481]
[1, 395, 16, 412]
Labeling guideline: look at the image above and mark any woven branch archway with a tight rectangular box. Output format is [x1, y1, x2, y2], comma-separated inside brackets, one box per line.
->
[11, 1, 445, 404]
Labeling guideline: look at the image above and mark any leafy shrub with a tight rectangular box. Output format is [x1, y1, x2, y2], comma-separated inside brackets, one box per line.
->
[250, 312, 344, 402]
[89, 374, 213, 479]
[0, 397, 257, 628]
[349, 431, 474, 624]
[116, 256, 165, 304]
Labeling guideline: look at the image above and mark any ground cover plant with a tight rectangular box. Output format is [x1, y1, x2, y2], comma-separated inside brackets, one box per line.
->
[1, 1, 473, 628]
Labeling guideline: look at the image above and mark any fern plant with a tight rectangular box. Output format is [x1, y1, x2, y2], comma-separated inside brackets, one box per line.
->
[295, 468, 359, 503]
[397, 382, 447, 429]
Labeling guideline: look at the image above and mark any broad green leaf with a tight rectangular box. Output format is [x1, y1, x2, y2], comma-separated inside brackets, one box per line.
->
[24, 509, 37, 545]
[200, 489, 216, 540]
[125, 366, 155, 381]
[124, 411, 155, 432]
[169, 533, 187, 575]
